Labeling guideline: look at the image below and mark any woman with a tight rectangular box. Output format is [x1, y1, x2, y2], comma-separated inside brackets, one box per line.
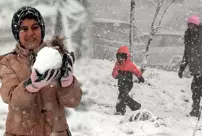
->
[0, 6, 82, 136]
[178, 15, 202, 117]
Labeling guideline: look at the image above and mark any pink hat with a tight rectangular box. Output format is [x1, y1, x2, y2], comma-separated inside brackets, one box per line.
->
[187, 15, 200, 26]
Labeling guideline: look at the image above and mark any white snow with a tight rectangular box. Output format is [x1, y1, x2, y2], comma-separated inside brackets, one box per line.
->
[0, 1, 202, 136]
[0, 55, 201, 136]
[33, 47, 62, 74]
[69, 59, 202, 136]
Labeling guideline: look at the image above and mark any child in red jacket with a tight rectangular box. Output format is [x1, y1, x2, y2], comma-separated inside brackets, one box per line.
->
[112, 45, 144, 115]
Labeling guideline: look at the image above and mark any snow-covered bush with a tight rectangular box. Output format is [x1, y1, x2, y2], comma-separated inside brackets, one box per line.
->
[129, 109, 157, 122]
[120, 109, 157, 124]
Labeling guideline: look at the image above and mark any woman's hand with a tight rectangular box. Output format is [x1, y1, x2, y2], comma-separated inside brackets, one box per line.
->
[24, 69, 61, 92]
[60, 52, 75, 87]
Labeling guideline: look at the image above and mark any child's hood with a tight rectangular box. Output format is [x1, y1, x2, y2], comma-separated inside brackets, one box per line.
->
[117, 45, 130, 59]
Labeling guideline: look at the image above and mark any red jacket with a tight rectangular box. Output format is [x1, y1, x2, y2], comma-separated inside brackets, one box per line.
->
[112, 45, 142, 79]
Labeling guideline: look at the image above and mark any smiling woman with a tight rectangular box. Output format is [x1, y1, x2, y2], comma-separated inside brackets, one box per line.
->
[0, 6, 82, 136]
[19, 19, 42, 49]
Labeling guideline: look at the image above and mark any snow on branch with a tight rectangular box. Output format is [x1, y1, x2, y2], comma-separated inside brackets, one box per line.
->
[154, 0, 175, 33]
[140, 0, 175, 73]
[150, 0, 163, 34]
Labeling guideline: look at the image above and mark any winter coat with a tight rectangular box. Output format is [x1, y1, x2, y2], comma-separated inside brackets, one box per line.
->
[112, 46, 142, 89]
[180, 25, 202, 75]
[0, 41, 82, 136]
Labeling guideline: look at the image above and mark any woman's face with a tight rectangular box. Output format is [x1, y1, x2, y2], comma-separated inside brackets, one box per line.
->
[19, 19, 42, 49]
[188, 23, 198, 31]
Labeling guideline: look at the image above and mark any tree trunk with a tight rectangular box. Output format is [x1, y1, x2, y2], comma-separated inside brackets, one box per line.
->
[54, 10, 63, 36]
[129, 0, 135, 53]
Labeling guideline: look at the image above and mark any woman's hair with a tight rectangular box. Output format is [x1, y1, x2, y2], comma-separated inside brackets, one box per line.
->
[51, 36, 69, 54]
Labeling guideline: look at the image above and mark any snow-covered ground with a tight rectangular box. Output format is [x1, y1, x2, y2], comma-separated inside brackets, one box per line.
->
[0, 53, 201, 135]
[1, 0, 202, 135]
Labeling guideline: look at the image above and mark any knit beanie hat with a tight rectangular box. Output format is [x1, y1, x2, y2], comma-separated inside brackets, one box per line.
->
[187, 15, 200, 26]
[11, 6, 45, 43]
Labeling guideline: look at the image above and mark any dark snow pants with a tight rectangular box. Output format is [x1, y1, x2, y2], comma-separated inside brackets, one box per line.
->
[191, 75, 202, 110]
[116, 87, 141, 115]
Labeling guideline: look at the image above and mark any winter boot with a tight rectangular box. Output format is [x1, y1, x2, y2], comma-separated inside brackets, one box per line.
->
[129, 102, 141, 111]
[134, 103, 141, 111]
[115, 99, 126, 115]
[114, 111, 125, 115]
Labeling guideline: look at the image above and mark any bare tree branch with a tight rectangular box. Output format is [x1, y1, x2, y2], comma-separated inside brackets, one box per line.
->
[145, 0, 163, 53]
[150, 0, 163, 34]
[153, 0, 174, 34]
[153, 26, 161, 32]
[156, 0, 175, 29]
[140, 0, 174, 73]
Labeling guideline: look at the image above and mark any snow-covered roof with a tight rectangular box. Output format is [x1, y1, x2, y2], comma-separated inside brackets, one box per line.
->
[141, 30, 184, 37]
[93, 18, 130, 25]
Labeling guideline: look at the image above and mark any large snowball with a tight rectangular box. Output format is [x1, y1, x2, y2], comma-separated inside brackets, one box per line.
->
[33, 47, 62, 74]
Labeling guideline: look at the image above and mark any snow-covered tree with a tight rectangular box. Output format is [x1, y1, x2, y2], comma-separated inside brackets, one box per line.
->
[140, 0, 175, 73]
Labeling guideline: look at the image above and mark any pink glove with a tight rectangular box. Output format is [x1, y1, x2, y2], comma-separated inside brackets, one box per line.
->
[24, 69, 61, 92]
[61, 74, 74, 87]
[60, 52, 75, 87]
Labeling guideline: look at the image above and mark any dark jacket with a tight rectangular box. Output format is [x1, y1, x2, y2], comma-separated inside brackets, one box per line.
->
[180, 25, 202, 75]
